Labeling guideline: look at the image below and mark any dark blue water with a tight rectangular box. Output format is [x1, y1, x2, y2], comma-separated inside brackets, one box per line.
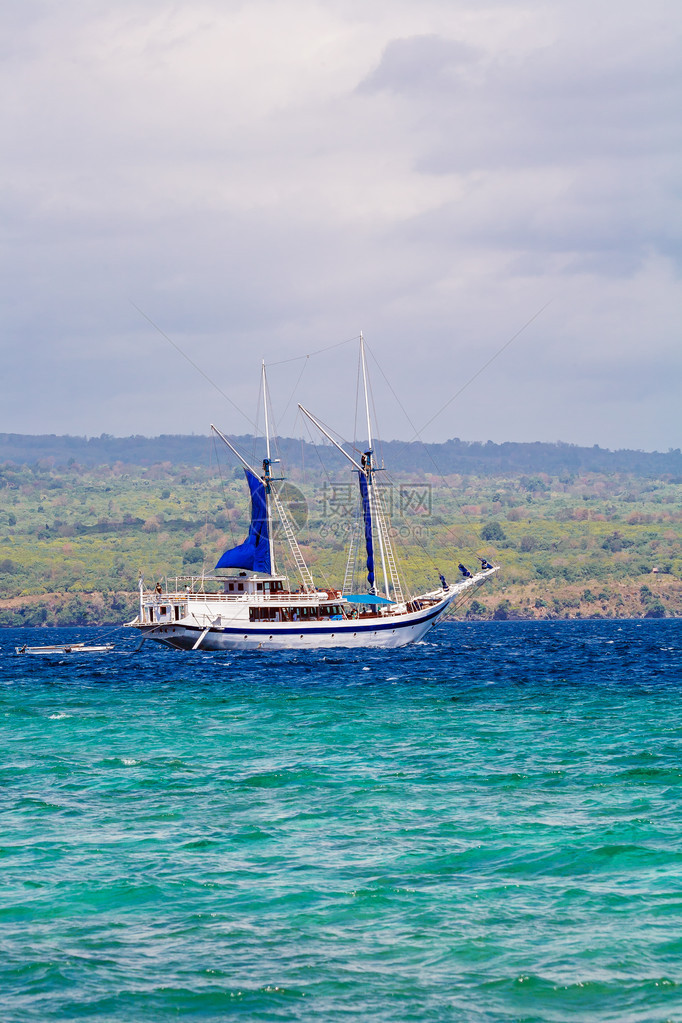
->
[1, 619, 681, 1022]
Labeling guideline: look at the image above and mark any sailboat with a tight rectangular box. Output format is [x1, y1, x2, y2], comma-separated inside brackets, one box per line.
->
[126, 338, 498, 650]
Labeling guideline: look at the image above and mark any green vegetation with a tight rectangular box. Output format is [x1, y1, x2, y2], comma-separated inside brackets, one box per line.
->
[1, 456, 681, 626]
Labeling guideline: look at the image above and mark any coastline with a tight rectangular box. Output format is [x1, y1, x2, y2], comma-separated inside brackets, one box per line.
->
[1, 578, 680, 628]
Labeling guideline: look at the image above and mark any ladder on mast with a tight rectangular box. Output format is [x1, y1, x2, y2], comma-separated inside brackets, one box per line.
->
[342, 516, 360, 596]
[372, 485, 405, 604]
[272, 490, 315, 593]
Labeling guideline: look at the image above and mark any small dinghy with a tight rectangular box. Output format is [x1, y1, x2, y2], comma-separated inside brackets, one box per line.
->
[15, 643, 115, 656]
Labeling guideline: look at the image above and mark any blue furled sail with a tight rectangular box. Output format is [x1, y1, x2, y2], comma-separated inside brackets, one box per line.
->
[358, 472, 375, 590]
[215, 468, 271, 573]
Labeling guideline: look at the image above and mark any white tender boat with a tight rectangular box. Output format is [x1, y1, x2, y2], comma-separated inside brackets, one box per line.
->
[15, 643, 115, 655]
[126, 337, 497, 651]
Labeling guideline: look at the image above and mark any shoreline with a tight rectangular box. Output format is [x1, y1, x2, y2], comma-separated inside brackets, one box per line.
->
[1, 588, 679, 628]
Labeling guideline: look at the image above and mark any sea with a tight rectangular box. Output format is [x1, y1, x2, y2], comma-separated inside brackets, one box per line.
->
[1, 619, 681, 1023]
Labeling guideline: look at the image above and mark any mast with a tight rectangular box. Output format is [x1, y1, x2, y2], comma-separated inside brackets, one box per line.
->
[213, 376, 314, 586]
[360, 334, 390, 599]
[261, 360, 276, 575]
[360, 332, 373, 456]
[261, 362, 315, 590]
[262, 359, 272, 464]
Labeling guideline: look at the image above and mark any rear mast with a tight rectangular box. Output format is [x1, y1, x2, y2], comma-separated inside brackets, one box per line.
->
[261, 360, 277, 576]
[360, 333, 390, 599]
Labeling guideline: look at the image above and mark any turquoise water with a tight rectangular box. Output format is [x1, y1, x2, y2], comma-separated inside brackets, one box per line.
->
[1, 620, 681, 1022]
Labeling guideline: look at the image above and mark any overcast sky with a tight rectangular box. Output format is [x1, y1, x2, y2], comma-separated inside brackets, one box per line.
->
[1, 0, 680, 451]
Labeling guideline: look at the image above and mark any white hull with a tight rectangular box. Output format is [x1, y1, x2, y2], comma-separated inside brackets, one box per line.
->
[126, 341, 500, 656]
[139, 609, 445, 650]
[15, 644, 115, 656]
[128, 570, 497, 652]
[135, 604, 446, 651]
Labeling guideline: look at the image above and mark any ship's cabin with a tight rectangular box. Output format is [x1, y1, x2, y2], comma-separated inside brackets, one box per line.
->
[221, 574, 286, 596]
[142, 601, 187, 625]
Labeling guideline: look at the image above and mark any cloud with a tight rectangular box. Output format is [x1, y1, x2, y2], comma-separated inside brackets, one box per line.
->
[0, 0, 680, 451]
[358, 34, 480, 95]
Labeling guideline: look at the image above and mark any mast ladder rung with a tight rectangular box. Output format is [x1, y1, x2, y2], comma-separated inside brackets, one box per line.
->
[342, 529, 357, 596]
[373, 493, 404, 604]
[272, 492, 315, 592]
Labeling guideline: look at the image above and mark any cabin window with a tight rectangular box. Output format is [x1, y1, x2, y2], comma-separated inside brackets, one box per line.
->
[250, 607, 279, 622]
[174, 606, 180, 621]
[257, 583, 263, 591]
[228, 583, 234, 592]
[159, 606, 167, 616]
[238, 583, 244, 591]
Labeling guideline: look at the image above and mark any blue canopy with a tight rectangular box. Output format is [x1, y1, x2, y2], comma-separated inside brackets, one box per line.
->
[343, 594, 395, 605]
[215, 468, 271, 574]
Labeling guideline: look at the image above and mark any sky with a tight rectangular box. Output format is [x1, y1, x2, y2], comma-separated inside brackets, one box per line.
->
[1, 0, 680, 451]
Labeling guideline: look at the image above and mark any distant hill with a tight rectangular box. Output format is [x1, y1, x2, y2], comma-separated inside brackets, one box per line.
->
[1, 432, 681, 478]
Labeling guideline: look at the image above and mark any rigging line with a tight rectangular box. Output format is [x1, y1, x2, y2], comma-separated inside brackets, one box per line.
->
[212, 432, 237, 547]
[251, 371, 265, 468]
[380, 466, 465, 558]
[413, 300, 552, 438]
[261, 369, 274, 458]
[278, 356, 310, 433]
[264, 372, 288, 472]
[367, 358, 383, 463]
[376, 471, 444, 580]
[201, 434, 213, 574]
[301, 413, 335, 489]
[300, 400, 369, 461]
[301, 406, 358, 458]
[364, 342, 482, 556]
[365, 343, 502, 559]
[299, 415, 342, 587]
[440, 590, 478, 623]
[296, 408, 308, 486]
[130, 301, 258, 431]
[353, 345, 361, 452]
[267, 334, 361, 367]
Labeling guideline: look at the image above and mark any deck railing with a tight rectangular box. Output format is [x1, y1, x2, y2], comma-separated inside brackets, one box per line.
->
[143, 589, 340, 605]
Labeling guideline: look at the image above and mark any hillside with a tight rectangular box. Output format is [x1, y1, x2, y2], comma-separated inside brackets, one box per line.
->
[2, 432, 682, 478]
[1, 454, 680, 626]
